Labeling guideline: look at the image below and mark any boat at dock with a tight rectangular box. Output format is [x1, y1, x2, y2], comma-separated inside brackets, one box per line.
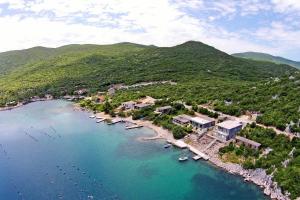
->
[96, 119, 105, 123]
[163, 144, 172, 148]
[89, 115, 96, 118]
[178, 156, 188, 162]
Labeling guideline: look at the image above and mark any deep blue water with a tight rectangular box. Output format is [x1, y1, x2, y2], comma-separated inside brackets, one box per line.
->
[0, 100, 268, 200]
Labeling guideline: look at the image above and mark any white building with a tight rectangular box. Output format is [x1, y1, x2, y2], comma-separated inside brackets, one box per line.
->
[155, 106, 172, 114]
[121, 101, 136, 110]
[215, 120, 243, 141]
[190, 117, 215, 129]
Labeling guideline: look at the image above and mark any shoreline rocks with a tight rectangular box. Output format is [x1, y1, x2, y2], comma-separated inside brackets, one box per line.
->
[209, 156, 290, 200]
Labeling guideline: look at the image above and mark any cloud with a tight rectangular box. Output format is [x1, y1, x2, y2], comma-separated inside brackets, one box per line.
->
[0, 0, 299, 60]
[255, 21, 300, 47]
[272, 0, 300, 13]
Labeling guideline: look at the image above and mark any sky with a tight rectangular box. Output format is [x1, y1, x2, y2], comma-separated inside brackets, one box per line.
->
[0, 0, 300, 61]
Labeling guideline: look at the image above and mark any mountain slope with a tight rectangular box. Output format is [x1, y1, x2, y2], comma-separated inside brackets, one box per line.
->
[232, 52, 300, 69]
[0, 41, 296, 102]
[0, 40, 299, 139]
[0, 43, 150, 75]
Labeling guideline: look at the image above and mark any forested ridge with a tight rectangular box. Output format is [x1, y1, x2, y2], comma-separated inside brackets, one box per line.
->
[0, 41, 299, 133]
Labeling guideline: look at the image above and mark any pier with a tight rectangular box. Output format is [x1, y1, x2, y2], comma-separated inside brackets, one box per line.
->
[96, 119, 105, 123]
[193, 155, 201, 160]
[187, 145, 210, 160]
[107, 118, 123, 125]
[170, 140, 188, 149]
[169, 140, 210, 160]
[125, 125, 143, 130]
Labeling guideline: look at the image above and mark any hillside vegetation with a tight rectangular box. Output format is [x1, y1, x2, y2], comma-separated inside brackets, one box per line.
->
[233, 52, 300, 69]
[0, 41, 299, 133]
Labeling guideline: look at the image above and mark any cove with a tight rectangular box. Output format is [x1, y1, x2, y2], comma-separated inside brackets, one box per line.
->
[0, 100, 268, 200]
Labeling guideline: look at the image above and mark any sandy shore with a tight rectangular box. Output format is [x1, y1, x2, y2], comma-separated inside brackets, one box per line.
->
[91, 112, 175, 142]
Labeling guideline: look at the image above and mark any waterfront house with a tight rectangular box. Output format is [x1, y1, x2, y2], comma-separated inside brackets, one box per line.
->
[108, 88, 115, 96]
[215, 120, 243, 141]
[134, 103, 151, 110]
[190, 116, 215, 129]
[235, 136, 261, 150]
[95, 95, 106, 103]
[74, 89, 88, 95]
[172, 115, 191, 126]
[121, 101, 136, 110]
[155, 106, 172, 114]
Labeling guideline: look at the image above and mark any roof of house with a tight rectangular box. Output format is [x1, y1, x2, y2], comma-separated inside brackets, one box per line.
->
[122, 101, 136, 105]
[157, 106, 172, 110]
[190, 117, 214, 125]
[217, 120, 242, 130]
[235, 136, 261, 147]
[173, 115, 191, 123]
[135, 103, 151, 108]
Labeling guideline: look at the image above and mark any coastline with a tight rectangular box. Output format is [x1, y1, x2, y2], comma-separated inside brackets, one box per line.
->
[0, 98, 53, 112]
[84, 111, 290, 200]
[0, 100, 292, 200]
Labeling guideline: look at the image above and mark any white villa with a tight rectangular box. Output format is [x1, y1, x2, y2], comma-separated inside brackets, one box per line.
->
[121, 101, 136, 110]
[172, 115, 191, 125]
[215, 120, 243, 141]
[134, 103, 152, 110]
[155, 106, 172, 114]
[190, 116, 215, 130]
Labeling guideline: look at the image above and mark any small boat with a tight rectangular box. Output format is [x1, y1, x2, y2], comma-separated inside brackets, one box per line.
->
[96, 119, 105, 123]
[96, 116, 103, 119]
[89, 115, 96, 118]
[163, 144, 172, 148]
[178, 156, 188, 162]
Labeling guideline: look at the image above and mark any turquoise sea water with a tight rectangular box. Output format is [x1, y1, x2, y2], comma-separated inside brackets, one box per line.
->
[0, 100, 268, 200]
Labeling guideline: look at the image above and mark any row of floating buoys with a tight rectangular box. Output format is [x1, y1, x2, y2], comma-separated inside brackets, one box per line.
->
[23, 131, 39, 142]
[0, 143, 10, 160]
[53, 163, 120, 200]
[23, 125, 63, 143]
[10, 179, 26, 200]
[50, 125, 62, 138]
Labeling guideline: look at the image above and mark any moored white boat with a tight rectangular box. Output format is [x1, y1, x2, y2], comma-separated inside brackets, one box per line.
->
[178, 156, 188, 162]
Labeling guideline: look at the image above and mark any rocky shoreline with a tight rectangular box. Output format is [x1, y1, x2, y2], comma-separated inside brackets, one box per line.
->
[90, 113, 292, 200]
[87, 111, 291, 200]
[209, 156, 289, 200]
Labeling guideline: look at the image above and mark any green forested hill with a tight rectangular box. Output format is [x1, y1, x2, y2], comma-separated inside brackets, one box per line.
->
[0, 41, 299, 132]
[232, 52, 300, 69]
[0, 41, 295, 101]
[0, 42, 149, 75]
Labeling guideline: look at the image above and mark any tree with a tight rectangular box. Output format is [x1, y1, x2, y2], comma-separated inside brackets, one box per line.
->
[103, 101, 112, 114]
[172, 126, 186, 139]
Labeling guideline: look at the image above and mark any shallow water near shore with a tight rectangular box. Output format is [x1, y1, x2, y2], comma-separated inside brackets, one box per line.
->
[0, 100, 268, 200]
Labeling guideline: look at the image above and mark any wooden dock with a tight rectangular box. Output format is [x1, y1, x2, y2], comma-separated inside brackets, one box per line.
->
[96, 119, 105, 123]
[187, 145, 210, 160]
[126, 125, 143, 130]
[171, 140, 188, 149]
[107, 118, 123, 125]
[193, 155, 201, 160]
[169, 140, 210, 160]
